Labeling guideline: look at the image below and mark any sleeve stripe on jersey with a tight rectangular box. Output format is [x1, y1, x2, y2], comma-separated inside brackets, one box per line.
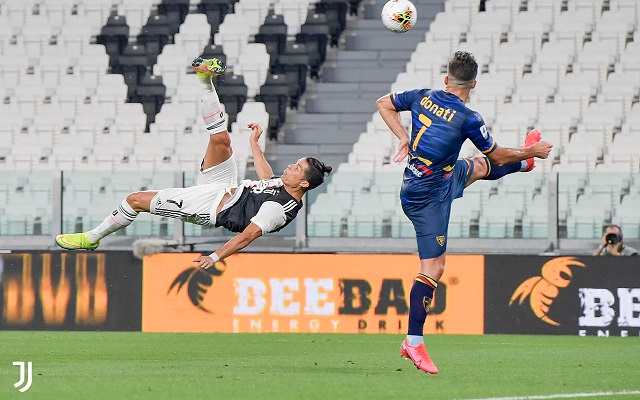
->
[390, 93, 400, 111]
[282, 200, 297, 212]
[481, 140, 497, 154]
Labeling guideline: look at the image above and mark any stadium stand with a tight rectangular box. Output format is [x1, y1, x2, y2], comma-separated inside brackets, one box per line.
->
[1, 0, 639, 253]
[306, 0, 640, 241]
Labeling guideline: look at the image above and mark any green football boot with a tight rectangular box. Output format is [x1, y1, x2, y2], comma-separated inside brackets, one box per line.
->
[192, 57, 226, 79]
[55, 232, 100, 251]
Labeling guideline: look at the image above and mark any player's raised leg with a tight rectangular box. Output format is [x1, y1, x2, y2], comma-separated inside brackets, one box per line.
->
[192, 57, 232, 171]
[466, 129, 542, 186]
[55, 191, 157, 250]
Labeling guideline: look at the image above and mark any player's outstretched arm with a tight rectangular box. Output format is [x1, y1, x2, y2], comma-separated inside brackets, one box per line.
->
[248, 123, 274, 180]
[487, 140, 553, 165]
[376, 95, 410, 162]
[193, 222, 263, 269]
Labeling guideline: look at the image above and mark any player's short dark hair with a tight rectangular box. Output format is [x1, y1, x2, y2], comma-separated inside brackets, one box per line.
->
[304, 158, 332, 191]
[448, 51, 478, 88]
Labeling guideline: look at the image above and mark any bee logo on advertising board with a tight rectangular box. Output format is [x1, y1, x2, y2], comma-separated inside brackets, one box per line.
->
[485, 255, 640, 336]
[167, 261, 226, 313]
[509, 257, 585, 326]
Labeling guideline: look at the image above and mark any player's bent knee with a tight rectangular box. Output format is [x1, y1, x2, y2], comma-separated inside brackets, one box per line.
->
[470, 157, 489, 180]
[126, 192, 154, 212]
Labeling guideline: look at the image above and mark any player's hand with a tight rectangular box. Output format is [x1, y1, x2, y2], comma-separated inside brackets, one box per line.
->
[193, 255, 215, 269]
[393, 140, 409, 163]
[248, 123, 263, 143]
[531, 141, 553, 159]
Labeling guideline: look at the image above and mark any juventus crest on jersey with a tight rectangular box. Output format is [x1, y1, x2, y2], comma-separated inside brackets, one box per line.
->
[215, 178, 302, 234]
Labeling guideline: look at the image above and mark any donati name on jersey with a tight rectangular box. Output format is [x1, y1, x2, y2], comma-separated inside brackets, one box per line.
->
[420, 96, 456, 121]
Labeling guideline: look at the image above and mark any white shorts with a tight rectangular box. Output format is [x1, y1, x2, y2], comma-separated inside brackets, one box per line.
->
[150, 155, 238, 226]
[197, 154, 238, 187]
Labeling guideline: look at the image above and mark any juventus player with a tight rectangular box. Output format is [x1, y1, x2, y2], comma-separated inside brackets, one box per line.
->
[56, 57, 332, 268]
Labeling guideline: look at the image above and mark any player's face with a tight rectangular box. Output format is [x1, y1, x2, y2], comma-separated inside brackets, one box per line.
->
[282, 158, 310, 188]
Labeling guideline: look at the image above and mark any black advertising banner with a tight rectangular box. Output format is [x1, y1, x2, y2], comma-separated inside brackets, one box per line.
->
[485, 256, 640, 337]
[0, 251, 142, 331]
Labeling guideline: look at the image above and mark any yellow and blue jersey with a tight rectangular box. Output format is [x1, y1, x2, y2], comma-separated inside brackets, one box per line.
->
[391, 88, 496, 258]
[390, 88, 496, 184]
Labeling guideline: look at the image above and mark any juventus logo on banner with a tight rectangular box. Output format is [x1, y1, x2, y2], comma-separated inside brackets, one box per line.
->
[13, 361, 33, 392]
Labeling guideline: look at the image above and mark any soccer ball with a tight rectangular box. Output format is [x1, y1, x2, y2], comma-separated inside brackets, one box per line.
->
[381, 0, 417, 33]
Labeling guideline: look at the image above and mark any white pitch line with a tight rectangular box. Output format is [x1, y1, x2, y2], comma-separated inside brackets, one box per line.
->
[461, 390, 640, 400]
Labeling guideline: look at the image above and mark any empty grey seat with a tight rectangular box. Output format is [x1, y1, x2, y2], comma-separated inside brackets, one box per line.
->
[305, 98, 375, 113]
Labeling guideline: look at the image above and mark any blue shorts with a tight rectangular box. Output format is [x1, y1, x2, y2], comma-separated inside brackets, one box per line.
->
[400, 158, 474, 259]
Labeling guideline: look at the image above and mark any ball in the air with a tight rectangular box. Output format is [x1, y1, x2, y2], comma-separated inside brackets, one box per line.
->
[381, 0, 417, 33]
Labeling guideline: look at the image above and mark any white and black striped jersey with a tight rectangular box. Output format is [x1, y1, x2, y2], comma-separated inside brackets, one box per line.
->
[215, 178, 302, 234]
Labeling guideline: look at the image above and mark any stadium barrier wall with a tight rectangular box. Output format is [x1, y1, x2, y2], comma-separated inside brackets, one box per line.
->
[142, 253, 639, 337]
[0, 251, 142, 331]
[4, 252, 636, 337]
[142, 254, 485, 334]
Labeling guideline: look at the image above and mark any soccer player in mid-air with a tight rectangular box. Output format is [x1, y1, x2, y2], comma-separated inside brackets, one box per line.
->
[56, 57, 332, 268]
[376, 51, 553, 374]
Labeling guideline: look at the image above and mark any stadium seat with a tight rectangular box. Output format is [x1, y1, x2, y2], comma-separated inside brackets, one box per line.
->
[390, 209, 415, 238]
[308, 191, 351, 237]
[214, 13, 253, 67]
[137, 13, 172, 65]
[295, 13, 330, 78]
[174, 14, 211, 59]
[134, 73, 167, 128]
[76, 45, 110, 87]
[197, 0, 237, 37]
[255, 13, 288, 69]
[425, 13, 467, 47]
[275, 0, 312, 36]
[216, 74, 248, 129]
[478, 193, 526, 238]
[600, 73, 639, 114]
[273, 42, 309, 108]
[315, 0, 349, 46]
[154, 45, 192, 96]
[96, 15, 130, 66]
[514, 12, 555, 42]
[451, 194, 482, 238]
[255, 73, 289, 138]
[234, 43, 270, 98]
[234, 0, 272, 33]
[156, 0, 190, 36]
[116, 0, 155, 37]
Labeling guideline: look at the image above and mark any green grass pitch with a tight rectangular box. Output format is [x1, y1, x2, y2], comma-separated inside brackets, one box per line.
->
[0, 332, 638, 399]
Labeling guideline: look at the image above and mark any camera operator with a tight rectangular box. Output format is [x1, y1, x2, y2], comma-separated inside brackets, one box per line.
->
[593, 224, 638, 256]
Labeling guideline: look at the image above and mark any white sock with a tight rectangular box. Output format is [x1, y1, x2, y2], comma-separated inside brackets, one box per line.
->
[200, 80, 227, 134]
[519, 160, 528, 171]
[87, 199, 138, 242]
[198, 76, 212, 91]
[407, 335, 424, 346]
